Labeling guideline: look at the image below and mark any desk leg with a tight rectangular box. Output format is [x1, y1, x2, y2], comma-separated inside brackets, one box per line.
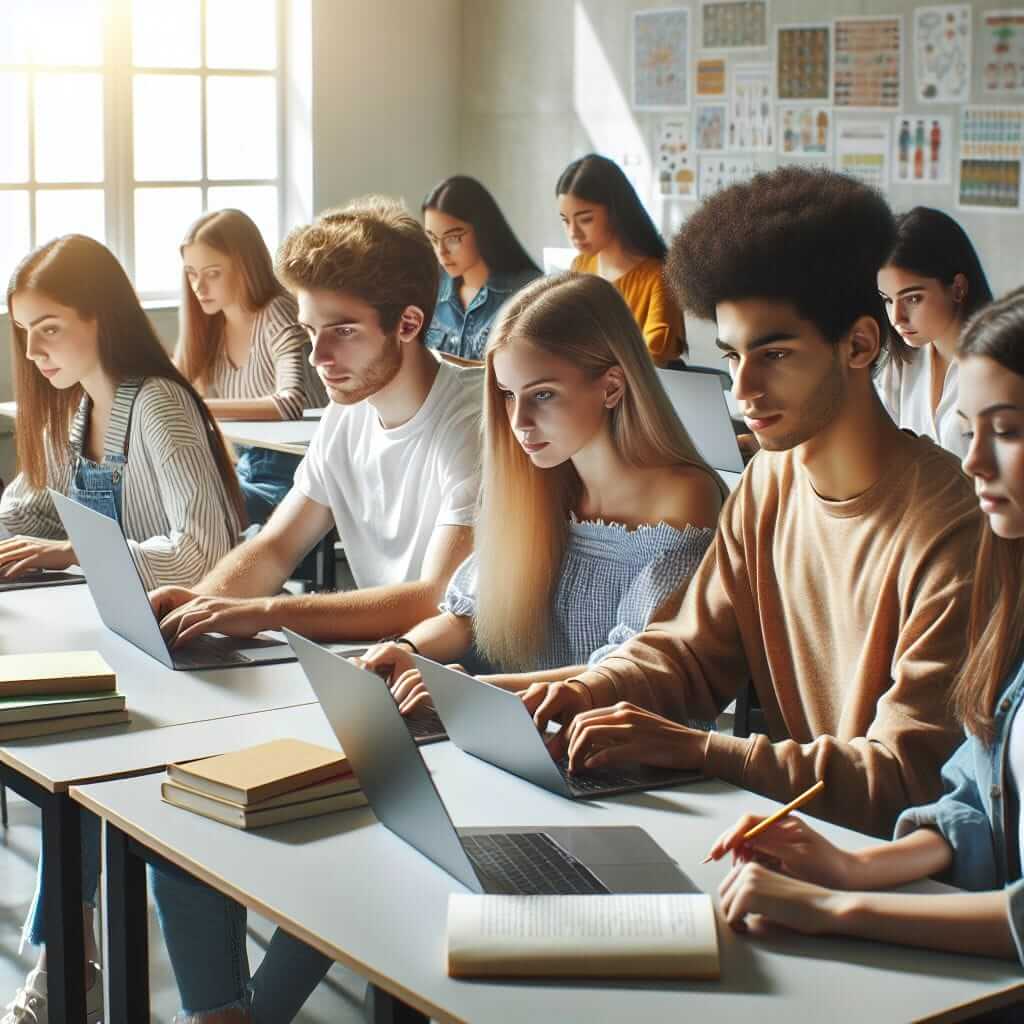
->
[365, 983, 429, 1024]
[104, 824, 150, 1023]
[40, 791, 86, 1022]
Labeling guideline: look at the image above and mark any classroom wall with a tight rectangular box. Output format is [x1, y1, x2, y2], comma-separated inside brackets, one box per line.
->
[459, 0, 1024, 367]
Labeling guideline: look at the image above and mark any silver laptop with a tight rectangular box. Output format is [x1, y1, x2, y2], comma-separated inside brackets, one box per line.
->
[49, 489, 295, 671]
[414, 655, 700, 800]
[0, 523, 87, 591]
[286, 629, 695, 896]
[657, 367, 744, 473]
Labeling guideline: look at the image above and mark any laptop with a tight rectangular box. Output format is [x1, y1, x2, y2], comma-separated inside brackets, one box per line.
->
[49, 489, 296, 671]
[656, 367, 745, 473]
[413, 655, 701, 800]
[0, 523, 87, 591]
[286, 629, 694, 896]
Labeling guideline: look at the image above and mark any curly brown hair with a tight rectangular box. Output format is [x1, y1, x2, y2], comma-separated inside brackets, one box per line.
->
[666, 166, 896, 357]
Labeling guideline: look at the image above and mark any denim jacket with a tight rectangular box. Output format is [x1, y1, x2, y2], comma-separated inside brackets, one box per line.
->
[895, 654, 1024, 964]
[425, 267, 540, 361]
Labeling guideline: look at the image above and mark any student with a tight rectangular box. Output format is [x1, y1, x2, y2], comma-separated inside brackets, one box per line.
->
[556, 153, 685, 365]
[363, 271, 726, 705]
[876, 206, 993, 457]
[708, 289, 1024, 972]
[146, 196, 482, 1024]
[422, 175, 541, 361]
[0, 234, 244, 1023]
[178, 208, 327, 525]
[527, 166, 981, 839]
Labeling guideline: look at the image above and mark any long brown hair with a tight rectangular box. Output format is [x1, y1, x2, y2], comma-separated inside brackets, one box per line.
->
[7, 234, 246, 524]
[176, 209, 287, 387]
[951, 287, 1024, 744]
[473, 272, 727, 670]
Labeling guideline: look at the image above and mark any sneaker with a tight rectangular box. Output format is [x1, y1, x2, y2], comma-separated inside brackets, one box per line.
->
[1, 965, 103, 1024]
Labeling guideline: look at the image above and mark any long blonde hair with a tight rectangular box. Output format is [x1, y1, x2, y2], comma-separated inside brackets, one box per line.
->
[176, 209, 286, 388]
[473, 272, 726, 669]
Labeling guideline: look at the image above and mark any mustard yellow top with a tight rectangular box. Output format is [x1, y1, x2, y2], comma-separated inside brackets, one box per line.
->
[571, 253, 685, 364]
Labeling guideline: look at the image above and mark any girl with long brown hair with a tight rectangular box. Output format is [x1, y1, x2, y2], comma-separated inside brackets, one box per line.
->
[704, 288, 1024, 974]
[178, 209, 325, 524]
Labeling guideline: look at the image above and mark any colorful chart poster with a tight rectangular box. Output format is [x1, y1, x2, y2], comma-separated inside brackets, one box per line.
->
[834, 16, 903, 109]
[779, 106, 832, 156]
[892, 114, 952, 185]
[698, 155, 756, 198]
[696, 103, 728, 151]
[914, 5, 971, 103]
[696, 58, 727, 96]
[836, 119, 892, 190]
[633, 8, 690, 110]
[958, 160, 1022, 210]
[728, 63, 774, 150]
[961, 106, 1024, 160]
[701, 0, 769, 49]
[982, 10, 1024, 95]
[776, 24, 831, 101]
[655, 117, 697, 197]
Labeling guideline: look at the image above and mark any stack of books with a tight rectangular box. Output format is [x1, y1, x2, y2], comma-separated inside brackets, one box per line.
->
[161, 737, 367, 829]
[0, 651, 128, 739]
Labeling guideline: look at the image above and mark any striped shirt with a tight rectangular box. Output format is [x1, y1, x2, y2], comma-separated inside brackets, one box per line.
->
[0, 377, 242, 590]
[204, 294, 326, 419]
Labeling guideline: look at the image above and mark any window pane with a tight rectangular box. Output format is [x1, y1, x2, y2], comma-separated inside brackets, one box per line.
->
[35, 189, 105, 246]
[207, 0, 277, 69]
[0, 192, 31, 290]
[34, 73, 104, 183]
[206, 76, 277, 180]
[0, 2, 33, 64]
[133, 0, 200, 68]
[134, 187, 202, 294]
[133, 75, 201, 182]
[0, 74, 30, 183]
[207, 186, 279, 250]
[30, 0, 104, 66]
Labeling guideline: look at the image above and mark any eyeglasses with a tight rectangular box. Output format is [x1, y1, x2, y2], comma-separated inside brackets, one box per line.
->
[426, 231, 468, 253]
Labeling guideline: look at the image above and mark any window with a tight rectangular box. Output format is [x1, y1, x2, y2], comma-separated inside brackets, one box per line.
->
[1, 0, 285, 300]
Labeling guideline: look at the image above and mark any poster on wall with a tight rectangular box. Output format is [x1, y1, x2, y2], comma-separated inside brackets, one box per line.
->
[696, 58, 727, 96]
[729, 63, 774, 150]
[913, 5, 971, 103]
[958, 159, 1022, 210]
[835, 119, 892, 190]
[701, 0, 769, 49]
[655, 117, 697, 197]
[779, 105, 832, 156]
[982, 10, 1024, 95]
[833, 16, 903, 110]
[633, 7, 690, 110]
[696, 103, 728, 151]
[698, 155, 756, 198]
[776, 24, 831, 101]
[961, 106, 1024, 160]
[892, 115, 952, 185]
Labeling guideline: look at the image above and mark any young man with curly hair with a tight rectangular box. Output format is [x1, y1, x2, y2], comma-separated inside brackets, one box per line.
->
[528, 167, 981, 839]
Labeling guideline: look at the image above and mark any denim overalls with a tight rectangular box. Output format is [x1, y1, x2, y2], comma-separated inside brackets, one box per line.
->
[21, 378, 141, 949]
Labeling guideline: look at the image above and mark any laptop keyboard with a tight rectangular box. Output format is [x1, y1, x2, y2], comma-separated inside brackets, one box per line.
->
[556, 758, 692, 795]
[460, 831, 609, 894]
[405, 707, 447, 742]
[171, 636, 251, 669]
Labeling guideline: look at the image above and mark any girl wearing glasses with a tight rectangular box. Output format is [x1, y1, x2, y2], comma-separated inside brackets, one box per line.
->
[557, 153, 685, 366]
[422, 175, 541, 362]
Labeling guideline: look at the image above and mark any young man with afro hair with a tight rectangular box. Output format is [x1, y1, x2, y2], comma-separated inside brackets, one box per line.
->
[526, 166, 980, 838]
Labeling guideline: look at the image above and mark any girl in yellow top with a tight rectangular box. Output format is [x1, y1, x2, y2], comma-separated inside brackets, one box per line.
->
[557, 153, 685, 365]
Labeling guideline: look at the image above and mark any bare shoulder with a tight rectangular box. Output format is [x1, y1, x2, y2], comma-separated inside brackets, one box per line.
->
[647, 464, 723, 532]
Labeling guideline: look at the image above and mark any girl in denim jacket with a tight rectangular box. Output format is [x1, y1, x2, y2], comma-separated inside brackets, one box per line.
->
[706, 287, 1024, 967]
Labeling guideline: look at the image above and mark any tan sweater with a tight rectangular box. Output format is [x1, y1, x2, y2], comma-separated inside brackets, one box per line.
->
[575, 432, 981, 837]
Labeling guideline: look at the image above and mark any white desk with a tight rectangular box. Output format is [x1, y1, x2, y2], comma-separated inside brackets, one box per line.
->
[220, 419, 318, 456]
[75, 740, 1022, 1024]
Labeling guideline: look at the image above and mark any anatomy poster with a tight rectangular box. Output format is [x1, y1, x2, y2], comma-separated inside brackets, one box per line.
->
[892, 115, 952, 185]
[836, 119, 891, 190]
[982, 10, 1024, 95]
[633, 7, 690, 109]
[698, 155, 756, 198]
[655, 117, 697, 197]
[728, 63, 774, 150]
[914, 5, 971, 103]
[696, 58, 727, 96]
[833, 16, 903, 109]
[696, 103, 727, 151]
[701, 0, 769, 49]
[776, 24, 830, 101]
[779, 106, 832, 156]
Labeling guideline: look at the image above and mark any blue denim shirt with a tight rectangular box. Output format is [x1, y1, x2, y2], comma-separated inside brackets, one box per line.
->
[425, 267, 540, 361]
[895, 654, 1024, 964]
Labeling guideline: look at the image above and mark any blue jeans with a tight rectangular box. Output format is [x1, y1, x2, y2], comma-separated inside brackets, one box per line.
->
[236, 447, 301, 527]
[151, 865, 332, 1021]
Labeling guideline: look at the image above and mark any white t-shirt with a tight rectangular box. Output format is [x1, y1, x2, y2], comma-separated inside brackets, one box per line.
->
[1008, 705, 1024, 868]
[293, 359, 482, 589]
[876, 348, 964, 458]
